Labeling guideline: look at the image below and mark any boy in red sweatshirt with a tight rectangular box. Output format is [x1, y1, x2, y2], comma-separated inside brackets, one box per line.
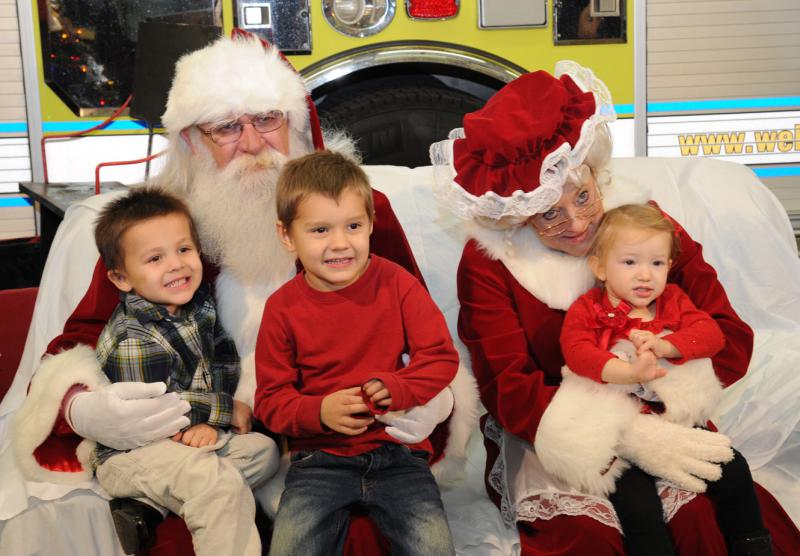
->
[254, 150, 457, 556]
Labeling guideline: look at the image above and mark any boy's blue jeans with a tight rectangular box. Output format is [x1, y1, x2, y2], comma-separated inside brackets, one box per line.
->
[270, 443, 455, 556]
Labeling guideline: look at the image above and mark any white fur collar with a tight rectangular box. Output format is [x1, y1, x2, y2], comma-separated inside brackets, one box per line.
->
[465, 175, 650, 311]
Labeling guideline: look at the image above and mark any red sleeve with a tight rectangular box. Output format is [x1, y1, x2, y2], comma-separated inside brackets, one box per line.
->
[46, 258, 119, 355]
[253, 295, 327, 438]
[457, 241, 557, 445]
[560, 292, 615, 382]
[660, 284, 726, 364]
[370, 189, 426, 289]
[367, 280, 458, 412]
[662, 208, 753, 387]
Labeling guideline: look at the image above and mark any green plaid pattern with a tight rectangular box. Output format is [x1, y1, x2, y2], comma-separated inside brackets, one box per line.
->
[95, 284, 240, 463]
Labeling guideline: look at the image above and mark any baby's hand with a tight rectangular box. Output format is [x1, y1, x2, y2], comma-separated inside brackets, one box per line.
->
[629, 329, 657, 353]
[231, 400, 252, 434]
[363, 379, 392, 409]
[321, 386, 374, 436]
[178, 423, 218, 447]
[629, 350, 667, 383]
[629, 329, 680, 359]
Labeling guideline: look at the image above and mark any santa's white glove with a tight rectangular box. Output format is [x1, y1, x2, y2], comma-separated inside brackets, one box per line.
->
[617, 413, 734, 493]
[377, 387, 454, 444]
[68, 382, 191, 450]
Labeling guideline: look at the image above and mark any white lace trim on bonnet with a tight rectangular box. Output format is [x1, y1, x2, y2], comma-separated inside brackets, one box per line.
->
[430, 60, 616, 223]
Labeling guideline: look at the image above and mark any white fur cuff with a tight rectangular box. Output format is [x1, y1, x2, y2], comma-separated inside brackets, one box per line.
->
[534, 368, 640, 496]
[11, 345, 108, 484]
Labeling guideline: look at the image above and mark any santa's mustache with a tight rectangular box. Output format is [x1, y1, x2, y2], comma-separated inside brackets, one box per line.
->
[220, 149, 288, 180]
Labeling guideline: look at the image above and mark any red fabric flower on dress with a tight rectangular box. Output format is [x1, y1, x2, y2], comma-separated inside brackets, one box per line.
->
[592, 300, 641, 351]
[593, 300, 632, 330]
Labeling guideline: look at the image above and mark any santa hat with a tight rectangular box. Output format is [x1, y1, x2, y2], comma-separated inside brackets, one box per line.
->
[430, 61, 615, 223]
[161, 30, 324, 150]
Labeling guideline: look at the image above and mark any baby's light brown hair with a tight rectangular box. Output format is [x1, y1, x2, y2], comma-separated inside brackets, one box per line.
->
[276, 150, 374, 228]
[95, 187, 200, 271]
[591, 203, 681, 263]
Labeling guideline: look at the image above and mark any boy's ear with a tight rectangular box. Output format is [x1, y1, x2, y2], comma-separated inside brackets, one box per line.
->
[276, 221, 296, 253]
[180, 128, 197, 154]
[106, 269, 133, 292]
[588, 255, 606, 282]
[368, 212, 375, 235]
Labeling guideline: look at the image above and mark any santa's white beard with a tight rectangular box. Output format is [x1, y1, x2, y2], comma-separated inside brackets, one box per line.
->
[187, 148, 298, 284]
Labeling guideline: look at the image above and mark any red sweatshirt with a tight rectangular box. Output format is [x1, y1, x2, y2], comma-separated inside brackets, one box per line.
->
[254, 255, 458, 456]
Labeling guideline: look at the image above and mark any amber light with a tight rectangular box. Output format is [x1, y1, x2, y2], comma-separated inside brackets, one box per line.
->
[407, 0, 458, 19]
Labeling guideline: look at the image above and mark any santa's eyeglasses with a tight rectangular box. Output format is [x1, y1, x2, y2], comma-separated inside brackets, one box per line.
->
[197, 111, 286, 145]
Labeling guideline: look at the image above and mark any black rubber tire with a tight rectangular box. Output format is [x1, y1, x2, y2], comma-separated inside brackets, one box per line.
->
[317, 83, 486, 167]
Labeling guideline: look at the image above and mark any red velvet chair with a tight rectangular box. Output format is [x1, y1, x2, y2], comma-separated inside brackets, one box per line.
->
[0, 287, 37, 402]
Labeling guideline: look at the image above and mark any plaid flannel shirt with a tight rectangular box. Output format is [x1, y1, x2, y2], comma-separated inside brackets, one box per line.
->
[95, 284, 240, 463]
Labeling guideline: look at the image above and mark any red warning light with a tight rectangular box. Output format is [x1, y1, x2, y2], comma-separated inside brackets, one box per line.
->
[407, 0, 459, 19]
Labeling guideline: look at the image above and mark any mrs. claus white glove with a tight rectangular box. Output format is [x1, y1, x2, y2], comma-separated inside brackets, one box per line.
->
[618, 412, 734, 493]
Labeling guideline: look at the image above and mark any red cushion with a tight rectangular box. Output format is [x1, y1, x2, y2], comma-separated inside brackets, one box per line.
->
[141, 516, 194, 556]
[0, 287, 37, 403]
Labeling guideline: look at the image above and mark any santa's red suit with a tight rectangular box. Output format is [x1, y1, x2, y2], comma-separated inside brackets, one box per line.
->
[5, 34, 478, 556]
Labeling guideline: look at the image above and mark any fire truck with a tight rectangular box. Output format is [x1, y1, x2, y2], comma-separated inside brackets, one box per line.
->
[1, 0, 798, 243]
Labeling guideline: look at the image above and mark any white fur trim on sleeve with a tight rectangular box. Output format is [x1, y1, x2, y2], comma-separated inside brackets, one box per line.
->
[11, 345, 109, 484]
[648, 357, 723, 427]
[534, 368, 640, 496]
[608, 335, 724, 428]
[431, 359, 481, 485]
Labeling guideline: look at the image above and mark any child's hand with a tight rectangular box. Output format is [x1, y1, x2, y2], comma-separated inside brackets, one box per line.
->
[362, 379, 392, 409]
[629, 329, 681, 359]
[231, 400, 252, 434]
[629, 350, 667, 383]
[178, 424, 218, 447]
[629, 329, 658, 353]
[321, 386, 374, 436]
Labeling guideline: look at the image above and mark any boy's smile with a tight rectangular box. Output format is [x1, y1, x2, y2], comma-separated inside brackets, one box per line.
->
[107, 213, 203, 314]
[278, 187, 373, 292]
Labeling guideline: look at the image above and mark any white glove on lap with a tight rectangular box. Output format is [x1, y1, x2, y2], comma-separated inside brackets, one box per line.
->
[68, 382, 191, 450]
[377, 387, 454, 444]
[617, 412, 734, 493]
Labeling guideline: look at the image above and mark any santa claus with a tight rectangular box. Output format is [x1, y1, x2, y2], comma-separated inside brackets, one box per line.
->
[2, 33, 477, 555]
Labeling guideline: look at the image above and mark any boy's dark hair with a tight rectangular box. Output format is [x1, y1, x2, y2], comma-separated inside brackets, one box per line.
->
[276, 150, 374, 228]
[94, 187, 200, 271]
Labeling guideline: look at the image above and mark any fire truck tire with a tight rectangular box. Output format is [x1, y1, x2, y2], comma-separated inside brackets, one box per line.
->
[317, 84, 486, 168]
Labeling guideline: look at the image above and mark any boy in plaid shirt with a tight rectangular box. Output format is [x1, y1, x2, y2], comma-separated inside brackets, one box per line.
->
[92, 188, 276, 556]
